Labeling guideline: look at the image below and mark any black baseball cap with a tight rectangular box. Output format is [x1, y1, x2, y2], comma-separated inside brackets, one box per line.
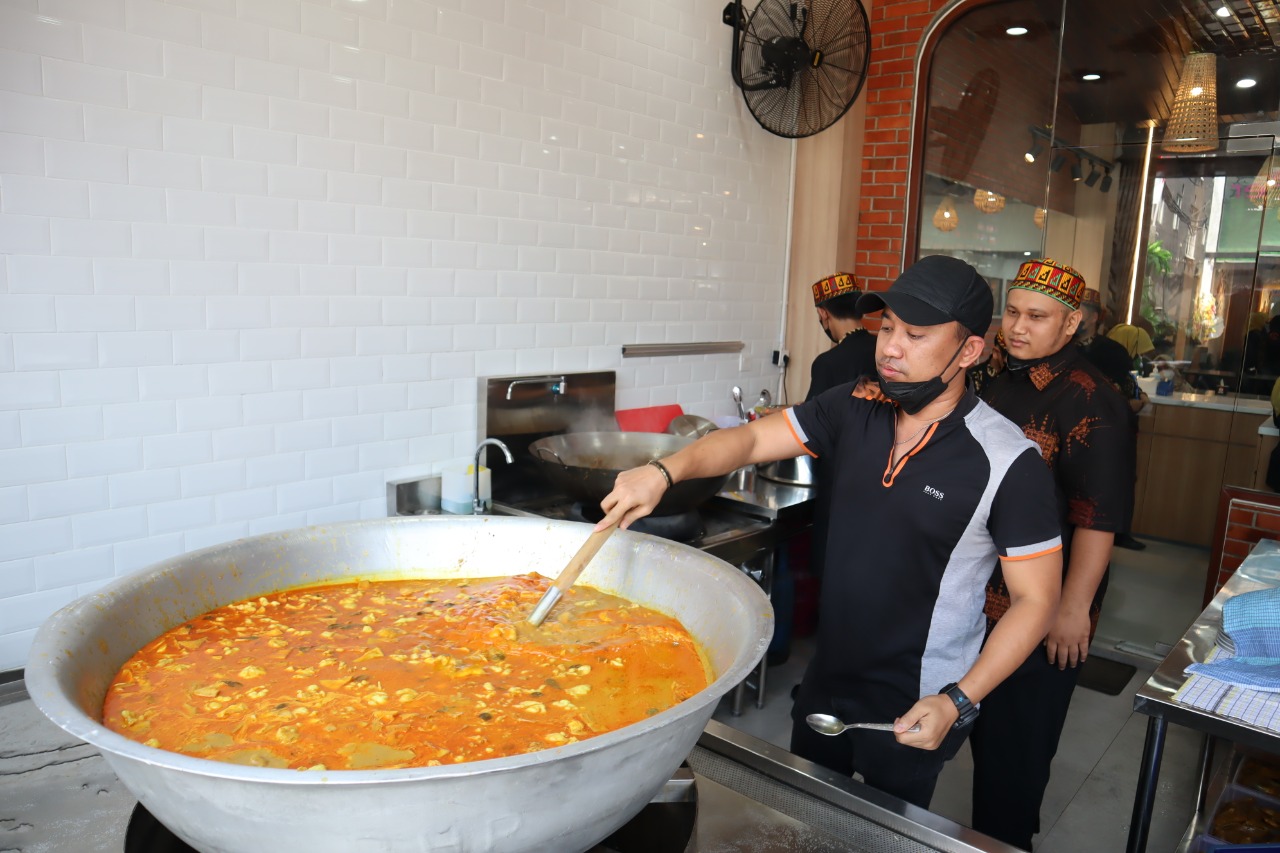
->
[855, 255, 994, 338]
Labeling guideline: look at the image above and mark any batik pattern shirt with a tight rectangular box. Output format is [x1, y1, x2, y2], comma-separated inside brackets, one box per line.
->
[978, 345, 1134, 635]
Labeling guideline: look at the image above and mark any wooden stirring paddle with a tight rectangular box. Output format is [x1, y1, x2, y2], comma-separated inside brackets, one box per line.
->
[526, 522, 618, 627]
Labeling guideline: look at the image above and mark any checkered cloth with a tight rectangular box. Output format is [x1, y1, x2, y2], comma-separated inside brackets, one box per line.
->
[1186, 587, 1280, 691]
[1177, 647, 1280, 733]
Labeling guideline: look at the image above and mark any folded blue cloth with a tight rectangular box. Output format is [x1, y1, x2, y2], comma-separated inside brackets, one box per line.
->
[1187, 586, 1280, 690]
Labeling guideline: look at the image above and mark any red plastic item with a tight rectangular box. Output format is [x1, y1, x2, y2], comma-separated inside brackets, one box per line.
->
[615, 404, 684, 433]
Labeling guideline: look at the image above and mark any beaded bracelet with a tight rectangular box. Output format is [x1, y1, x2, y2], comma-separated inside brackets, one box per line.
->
[647, 459, 673, 488]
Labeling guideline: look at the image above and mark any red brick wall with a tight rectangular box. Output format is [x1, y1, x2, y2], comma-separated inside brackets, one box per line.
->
[1206, 486, 1280, 606]
[853, 0, 949, 292]
[853, 0, 1077, 292]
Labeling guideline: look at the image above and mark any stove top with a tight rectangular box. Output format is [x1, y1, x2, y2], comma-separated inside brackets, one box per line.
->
[123, 773, 698, 853]
[4, 684, 1015, 853]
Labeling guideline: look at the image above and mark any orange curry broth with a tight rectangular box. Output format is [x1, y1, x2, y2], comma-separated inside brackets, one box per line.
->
[103, 574, 712, 771]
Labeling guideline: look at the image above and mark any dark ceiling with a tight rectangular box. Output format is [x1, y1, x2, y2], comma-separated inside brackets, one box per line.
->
[957, 0, 1280, 138]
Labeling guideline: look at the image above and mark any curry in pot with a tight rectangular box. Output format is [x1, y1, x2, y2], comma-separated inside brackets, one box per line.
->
[103, 574, 710, 771]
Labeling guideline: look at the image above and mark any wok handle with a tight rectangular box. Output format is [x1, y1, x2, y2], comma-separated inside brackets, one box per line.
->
[526, 522, 618, 627]
[533, 446, 568, 468]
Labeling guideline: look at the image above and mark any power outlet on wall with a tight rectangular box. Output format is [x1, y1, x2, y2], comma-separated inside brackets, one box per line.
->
[771, 349, 790, 367]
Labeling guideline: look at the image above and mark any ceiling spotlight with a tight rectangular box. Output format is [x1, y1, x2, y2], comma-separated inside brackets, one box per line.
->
[1216, 4, 1231, 16]
[1006, 25, 1028, 35]
[1084, 163, 1101, 187]
[1050, 153, 1067, 172]
[1025, 138, 1044, 163]
[1081, 73, 1101, 82]
[1071, 159, 1083, 181]
[1099, 168, 1113, 192]
[1238, 78, 1258, 89]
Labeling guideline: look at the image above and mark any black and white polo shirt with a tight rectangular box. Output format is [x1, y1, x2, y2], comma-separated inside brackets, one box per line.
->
[784, 382, 1062, 718]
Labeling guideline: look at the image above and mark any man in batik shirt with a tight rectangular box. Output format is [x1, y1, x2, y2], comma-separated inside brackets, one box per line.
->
[1076, 286, 1147, 551]
[969, 259, 1135, 850]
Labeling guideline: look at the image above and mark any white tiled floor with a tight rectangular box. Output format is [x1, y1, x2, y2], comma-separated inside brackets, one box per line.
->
[711, 534, 1210, 851]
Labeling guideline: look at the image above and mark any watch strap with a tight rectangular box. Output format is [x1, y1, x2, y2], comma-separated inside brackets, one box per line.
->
[940, 681, 979, 728]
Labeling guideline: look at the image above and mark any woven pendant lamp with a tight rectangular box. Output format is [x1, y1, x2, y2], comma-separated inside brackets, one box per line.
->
[933, 196, 958, 231]
[1162, 52, 1219, 153]
[1033, 207, 1047, 229]
[973, 188, 1005, 214]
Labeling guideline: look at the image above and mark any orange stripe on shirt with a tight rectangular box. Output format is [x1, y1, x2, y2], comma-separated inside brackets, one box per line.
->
[882, 421, 939, 487]
[784, 415, 818, 458]
[1002, 544, 1064, 562]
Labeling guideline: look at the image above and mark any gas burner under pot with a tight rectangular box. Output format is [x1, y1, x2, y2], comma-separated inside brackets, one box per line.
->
[570, 501, 703, 542]
[124, 777, 697, 853]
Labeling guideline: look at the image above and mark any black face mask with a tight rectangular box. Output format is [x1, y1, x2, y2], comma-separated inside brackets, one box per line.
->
[877, 339, 968, 415]
[819, 311, 838, 344]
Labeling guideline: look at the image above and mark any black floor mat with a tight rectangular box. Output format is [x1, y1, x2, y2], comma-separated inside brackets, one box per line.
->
[1078, 656, 1138, 696]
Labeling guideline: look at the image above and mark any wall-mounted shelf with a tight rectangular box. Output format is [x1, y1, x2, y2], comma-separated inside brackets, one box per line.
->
[621, 342, 745, 358]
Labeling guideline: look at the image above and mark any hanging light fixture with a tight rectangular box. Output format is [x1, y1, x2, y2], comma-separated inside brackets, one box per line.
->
[1084, 162, 1102, 187]
[973, 188, 1005, 214]
[1033, 207, 1047, 229]
[1162, 52, 1219, 153]
[1099, 167, 1113, 192]
[933, 196, 959, 231]
[1025, 134, 1044, 163]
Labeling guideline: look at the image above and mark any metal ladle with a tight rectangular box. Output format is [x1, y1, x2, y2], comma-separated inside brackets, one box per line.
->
[731, 386, 748, 424]
[806, 713, 921, 735]
[525, 520, 618, 627]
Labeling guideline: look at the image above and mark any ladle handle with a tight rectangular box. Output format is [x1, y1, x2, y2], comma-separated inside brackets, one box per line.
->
[526, 522, 618, 627]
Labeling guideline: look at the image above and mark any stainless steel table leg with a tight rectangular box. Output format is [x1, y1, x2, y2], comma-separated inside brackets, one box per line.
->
[731, 681, 745, 716]
[730, 550, 772, 714]
[1194, 733, 1216, 818]
[1126, 715, 1167, 853]
[754, 550, 774, 710]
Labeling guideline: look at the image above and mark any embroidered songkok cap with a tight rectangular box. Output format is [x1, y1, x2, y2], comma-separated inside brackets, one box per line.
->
[812, 272, 861, 306]
[1009, 258, 1087, 311]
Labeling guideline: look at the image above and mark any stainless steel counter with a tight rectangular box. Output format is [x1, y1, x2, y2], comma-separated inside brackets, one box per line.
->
[0, 681, 1021, 853]
[1126, 538, 1280, 853]
[710, 464, 816, 522]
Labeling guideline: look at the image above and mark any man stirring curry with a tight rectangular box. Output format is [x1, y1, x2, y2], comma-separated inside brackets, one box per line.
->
[598, 255, 1063, 808]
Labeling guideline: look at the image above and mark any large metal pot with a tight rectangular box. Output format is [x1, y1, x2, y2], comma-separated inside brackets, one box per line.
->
[26, 517, 772, 853]
[757, 454, 817, 487]
[529, 431, 728, 515]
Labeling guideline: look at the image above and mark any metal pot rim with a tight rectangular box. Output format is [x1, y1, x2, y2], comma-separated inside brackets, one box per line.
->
[26, 517, 770, 786]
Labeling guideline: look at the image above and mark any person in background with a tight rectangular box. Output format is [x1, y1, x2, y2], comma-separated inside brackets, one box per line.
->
[1107, 317, 1156, 372]
[971, 259, 1135, 850]
[806, 271, 878, 399]
[1263, 315, 1280, 378]
[599, 255, 1063, 810]
[802, 270, 877, 593]
[764, 272, 878, 667]
[966, 329, 1008, 397]
[1076, 289, 1143, 408]
[1243, 311, 1270, 373]
[1076, 288, 1147, 552]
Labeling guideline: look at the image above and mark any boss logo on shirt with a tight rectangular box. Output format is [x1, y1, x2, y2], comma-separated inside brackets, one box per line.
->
[923, 485, 945, 501]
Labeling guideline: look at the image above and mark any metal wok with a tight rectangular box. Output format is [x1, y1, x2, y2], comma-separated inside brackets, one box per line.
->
[26, 517, 772, 853]
[529, 431, 729, 516]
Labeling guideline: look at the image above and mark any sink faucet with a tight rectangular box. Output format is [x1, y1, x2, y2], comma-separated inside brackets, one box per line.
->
[473, 438, 514, 514]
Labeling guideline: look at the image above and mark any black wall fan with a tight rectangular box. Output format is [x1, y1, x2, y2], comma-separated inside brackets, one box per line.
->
[723, 0, 870, 139]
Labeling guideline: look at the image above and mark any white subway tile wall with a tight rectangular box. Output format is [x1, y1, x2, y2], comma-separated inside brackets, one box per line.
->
[0, 0, 792, 670]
